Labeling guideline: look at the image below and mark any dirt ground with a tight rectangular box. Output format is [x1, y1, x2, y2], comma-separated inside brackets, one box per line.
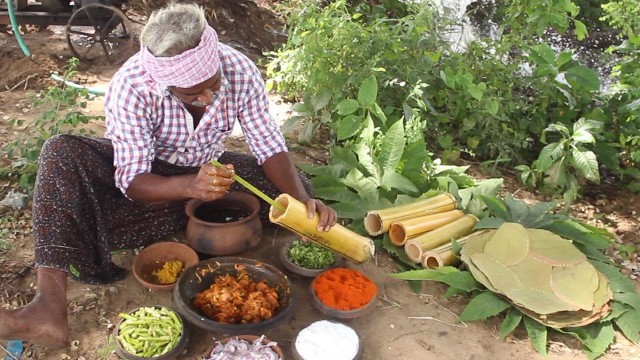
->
[1, 2, 640, 360]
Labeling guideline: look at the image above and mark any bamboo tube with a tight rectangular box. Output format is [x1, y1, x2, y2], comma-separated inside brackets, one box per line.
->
[268, 194, 375, 264]
[418, 237, 465, 268]
[421, 249, 458, 269]
[388, 210, 464, 246]
[364, 193, 457, 236]
[420, 229, 491, 268]
[404, 214, 478, 263]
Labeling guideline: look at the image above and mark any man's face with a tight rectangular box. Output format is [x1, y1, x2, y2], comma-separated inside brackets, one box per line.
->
[170, 71, 222, 108]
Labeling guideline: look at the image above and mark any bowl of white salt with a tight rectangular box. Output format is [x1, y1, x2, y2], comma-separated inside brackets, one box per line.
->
[292, 320, 362, 360]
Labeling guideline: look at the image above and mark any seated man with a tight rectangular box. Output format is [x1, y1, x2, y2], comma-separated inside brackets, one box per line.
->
[0, 2, 336, 348]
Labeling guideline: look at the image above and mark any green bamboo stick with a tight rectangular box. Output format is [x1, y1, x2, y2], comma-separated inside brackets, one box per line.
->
[210, 159, 285, 211]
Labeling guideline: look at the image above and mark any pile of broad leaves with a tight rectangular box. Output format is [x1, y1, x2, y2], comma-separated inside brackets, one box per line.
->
[390, 196, 640, 359]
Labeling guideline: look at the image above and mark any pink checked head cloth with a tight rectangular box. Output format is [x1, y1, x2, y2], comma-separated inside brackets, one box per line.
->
[140, 25, 220, 88]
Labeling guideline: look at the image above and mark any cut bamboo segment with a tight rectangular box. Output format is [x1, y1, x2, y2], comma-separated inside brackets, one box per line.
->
[421, 249, 458, 269]
[404, 214, 478, 263]
[419, 230, 479, 268]
[364, 193, 457, 236]
[388, 210, 464, 246]
[269, 194, 375, 263]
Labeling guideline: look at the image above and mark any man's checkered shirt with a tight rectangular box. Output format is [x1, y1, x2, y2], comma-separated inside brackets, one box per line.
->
[104, 43, 287, 196]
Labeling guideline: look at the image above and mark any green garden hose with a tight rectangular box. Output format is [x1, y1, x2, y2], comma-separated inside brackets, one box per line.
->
[50, 73, 106, 96]
[6, 0, 32, 57]
[7, 3, 108, 97]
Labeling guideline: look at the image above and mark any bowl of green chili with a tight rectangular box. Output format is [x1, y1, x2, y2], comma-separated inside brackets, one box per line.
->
[279, 239, 341, 278]
[114, 305, 188, 360]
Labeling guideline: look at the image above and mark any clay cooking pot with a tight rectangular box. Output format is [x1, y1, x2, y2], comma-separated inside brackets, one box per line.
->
[185, 191, 262, 256]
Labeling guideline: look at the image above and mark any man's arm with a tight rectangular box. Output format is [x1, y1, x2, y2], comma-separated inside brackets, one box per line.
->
[262, 152, 337, 231]
[232, 55, 337, 230]
[126, 164, 235, 204]
[262, 152, 310, 202]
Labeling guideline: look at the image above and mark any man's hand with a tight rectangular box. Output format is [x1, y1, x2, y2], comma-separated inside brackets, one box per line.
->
[191, 163, 235, 201]
[261, 152, 337, 231]
[305, 198, 338, 232]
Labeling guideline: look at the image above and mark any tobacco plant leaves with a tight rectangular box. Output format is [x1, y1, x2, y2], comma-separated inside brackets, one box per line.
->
[461, 222, 613, 328]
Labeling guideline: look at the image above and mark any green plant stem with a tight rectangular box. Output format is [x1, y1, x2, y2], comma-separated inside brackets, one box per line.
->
[210, 159, 285, 211]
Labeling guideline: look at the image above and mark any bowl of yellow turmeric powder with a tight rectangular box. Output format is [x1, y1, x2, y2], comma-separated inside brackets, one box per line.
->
[133, 241, 200, 291]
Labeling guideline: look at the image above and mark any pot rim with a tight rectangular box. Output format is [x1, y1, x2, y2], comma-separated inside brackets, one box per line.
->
[185, 191, 260, 226]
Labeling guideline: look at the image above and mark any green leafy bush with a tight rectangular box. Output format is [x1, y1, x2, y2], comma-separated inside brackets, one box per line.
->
[3, 58, 103, 191]
[597, 35, 640, 191]
[601, 0, 640, 37]
[494, 0, 588, 39]
[266, 0, 442, 109]
[517, 118, 603, 206]
[273, 0, 640, 203]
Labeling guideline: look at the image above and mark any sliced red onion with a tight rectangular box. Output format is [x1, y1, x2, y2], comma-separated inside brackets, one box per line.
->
[204, 335, 280, 360]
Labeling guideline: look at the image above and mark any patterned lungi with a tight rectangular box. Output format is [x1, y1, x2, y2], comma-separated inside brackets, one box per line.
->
[33, 135, 311, 284]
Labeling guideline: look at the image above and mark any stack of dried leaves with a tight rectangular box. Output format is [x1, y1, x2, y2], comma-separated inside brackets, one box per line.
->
[389, 196, 640, 359]
[460, 223, 612, 328]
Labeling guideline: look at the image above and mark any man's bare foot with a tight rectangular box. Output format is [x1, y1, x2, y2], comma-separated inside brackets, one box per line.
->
[0, 295, 69, 349]
[0, 268, 69, 349]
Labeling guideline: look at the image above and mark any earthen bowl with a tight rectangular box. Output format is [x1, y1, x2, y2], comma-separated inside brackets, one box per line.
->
[279, 240, 342, 278]
[132, 241, 199, 291]
[309, 268, 378, 319]
[202, 335, 284, 359]
[292, 320, 362, 360]
[185, 191, 262, 256]
[172, 257, 294, 334]
[114, 305, 188, 360]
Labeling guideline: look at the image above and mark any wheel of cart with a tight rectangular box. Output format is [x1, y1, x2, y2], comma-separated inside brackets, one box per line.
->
[65, 0, 135, 64]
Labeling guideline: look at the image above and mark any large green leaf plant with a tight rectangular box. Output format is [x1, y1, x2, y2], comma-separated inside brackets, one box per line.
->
[390, 195, 640, 359]
[300, 74, 420, 231]
[516, 118, 603, 207]
[299, 75, 502, 235]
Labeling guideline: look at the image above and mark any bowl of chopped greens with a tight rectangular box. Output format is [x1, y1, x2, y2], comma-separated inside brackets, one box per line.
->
[279, 239, 341, 278]
[114, 305, 188, 360]
[133, 241, 200, 291]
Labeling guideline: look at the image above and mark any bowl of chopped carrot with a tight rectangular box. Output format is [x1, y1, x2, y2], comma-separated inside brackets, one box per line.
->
[310, 267, 378, 319]
[173, 257, 294, 334]
[132, 241, 200, 291]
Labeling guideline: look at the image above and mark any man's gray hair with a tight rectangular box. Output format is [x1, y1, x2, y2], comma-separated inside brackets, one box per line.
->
[141, 3, 207, 57]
